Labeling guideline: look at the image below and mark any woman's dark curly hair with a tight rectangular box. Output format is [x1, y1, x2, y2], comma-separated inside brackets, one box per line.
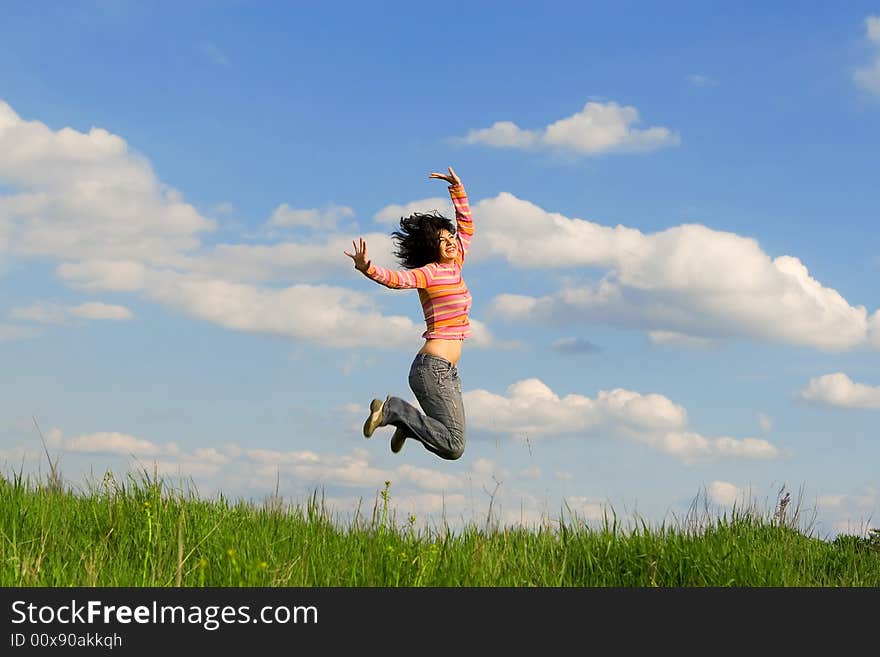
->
[391, 211, 456, 269]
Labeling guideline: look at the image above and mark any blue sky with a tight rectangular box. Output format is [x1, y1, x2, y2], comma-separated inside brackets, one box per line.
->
[2, 1, 879, 536]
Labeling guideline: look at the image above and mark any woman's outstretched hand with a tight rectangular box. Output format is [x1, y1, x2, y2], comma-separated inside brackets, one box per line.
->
[429, 166, 462, 186]
[344, 237, 371, 272]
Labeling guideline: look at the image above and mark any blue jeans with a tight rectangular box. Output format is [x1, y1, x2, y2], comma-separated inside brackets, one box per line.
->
[381, 354, 465, 460]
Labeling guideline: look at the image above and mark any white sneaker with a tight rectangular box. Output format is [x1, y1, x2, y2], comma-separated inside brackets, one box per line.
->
[390, 426, 407, 453]
[363, 397, 386, 438]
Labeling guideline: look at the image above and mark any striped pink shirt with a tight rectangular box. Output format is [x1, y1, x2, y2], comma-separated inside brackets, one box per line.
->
[364, 183, 474, 340]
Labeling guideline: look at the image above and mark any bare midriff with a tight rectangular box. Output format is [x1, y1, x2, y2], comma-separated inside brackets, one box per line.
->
[418, 338, 463, 366]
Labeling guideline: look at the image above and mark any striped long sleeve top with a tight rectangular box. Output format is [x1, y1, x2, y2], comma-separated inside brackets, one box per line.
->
[364, 183, 474, 340]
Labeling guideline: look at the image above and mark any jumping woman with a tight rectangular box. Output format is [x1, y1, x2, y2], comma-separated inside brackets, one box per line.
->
[344, 166, 473, 460]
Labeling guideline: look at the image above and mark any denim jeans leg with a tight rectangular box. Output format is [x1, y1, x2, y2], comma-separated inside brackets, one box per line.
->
[381, 355, 465, 460]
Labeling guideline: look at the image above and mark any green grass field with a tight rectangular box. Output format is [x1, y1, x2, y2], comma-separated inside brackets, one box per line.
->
[2, 470, 878, 587]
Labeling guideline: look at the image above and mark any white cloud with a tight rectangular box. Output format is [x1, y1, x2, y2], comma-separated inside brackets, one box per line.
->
[6, 83, 865, 357]
[635, 431, 779, 464]
[713, 436, 779, 459]
[563, 496, 607, 521]
[4, 422, 792, 532]
[378, 491, 470, 517]
[70, 302, 132, 320]
[707, 481, 746, 507]
[47, 430, 179, 457]
[597, 388, 688, 430]
[465, 378, 601, 438]
[268, 203, 354, 230]
[0, 100, 512, 352]
[461, 101, 680, 155]
[470, 458, 499, 477]
[9, 300, 133, 324]
[0, 100, 214, 265]
[464, 378, 776, 463]
[471, 193, 877, 351]
[798, 373, 880, 410]
[57, 259, 149, 292]
[187, 234, 394, 283]
[146, 272, 422, 349]
[42, 431, 472, 499]
[60, 258, 507, 350]
[55, 232, 397, 287]
[467, 318, 519, 350]
[396, 464, 466, 491]
[373, 197, 453, 225]
[144, 270, 518, 350]
[826, 487, 878, 536]
[832, 519, 875, 536]
[151, 459, 225, 479]
[854, 16, 880, 96]
[463, 121, 539, 149]
[649, 331, 714, 349]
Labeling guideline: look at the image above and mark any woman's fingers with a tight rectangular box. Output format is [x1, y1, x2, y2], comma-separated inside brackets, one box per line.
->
[429, 167, 460, 184]
[345, 238, 367, 259]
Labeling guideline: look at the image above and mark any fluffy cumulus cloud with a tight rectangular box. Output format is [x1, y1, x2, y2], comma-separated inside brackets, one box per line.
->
[267, 203, 354, 230]
[854, 16, 880, 96]
[8, 98, 874, 355]
[0, 99, 505, 350]
[0, 101, 213, 265]
[39, 428, 478, 497]
[59, 249, 508, 351]
[562, 496, 608, 522]
[46, 428, 180, 457]
[23, 430, 538, 526]
[825, 487, 879, 536]
[707, 480, 747, 507]
[183, 233, 395, 284]
[57, 261, 422, 347]
[464, 378, 779, 463]
[468, 192, 878, 351]
[798, 373, 880, 410]
[373, 198, 454, 225]
[71, 302, 133, 320]
[461, 101, 680, 155]
[142, 271, 423, 349]
[0, 421, 794, 531]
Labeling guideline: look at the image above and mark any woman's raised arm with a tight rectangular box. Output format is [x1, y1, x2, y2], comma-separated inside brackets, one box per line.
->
[429, 166, 473, 265]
